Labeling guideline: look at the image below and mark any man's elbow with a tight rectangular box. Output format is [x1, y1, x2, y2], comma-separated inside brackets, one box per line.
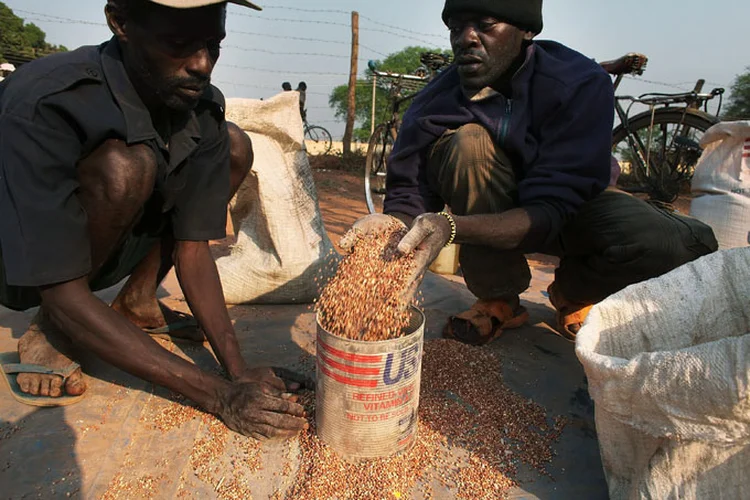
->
[173, 240, 209, 271]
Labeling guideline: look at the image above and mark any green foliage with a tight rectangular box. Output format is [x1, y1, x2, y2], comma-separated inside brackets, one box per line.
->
[722, 67, 750, 120]
[328, 45, 449, 142]
[22, 23, 47, 49]
[0, 2, 67, 64]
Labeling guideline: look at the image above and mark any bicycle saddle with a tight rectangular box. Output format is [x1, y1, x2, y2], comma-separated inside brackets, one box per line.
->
[599, 53, 648, 76]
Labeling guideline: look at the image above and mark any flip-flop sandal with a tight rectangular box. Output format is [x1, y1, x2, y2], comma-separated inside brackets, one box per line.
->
[547, 283, 593, 342]
[0, 352, 85, 407]
[443, 299, 530, 346]
[142, 311, 203, 343]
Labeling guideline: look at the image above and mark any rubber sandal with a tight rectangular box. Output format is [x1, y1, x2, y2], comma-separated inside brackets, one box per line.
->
[142, 311, 203, 343]
[546, 283, 593, 342]
[0, 352, 85, 407]
[443, 299, 529, 346]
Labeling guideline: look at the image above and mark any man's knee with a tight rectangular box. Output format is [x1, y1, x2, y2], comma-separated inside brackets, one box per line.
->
[78, 139, 157, 208]
[429, 123, 517, 215]
[227, 122, 253, 193]
[444, 123, 496, 170]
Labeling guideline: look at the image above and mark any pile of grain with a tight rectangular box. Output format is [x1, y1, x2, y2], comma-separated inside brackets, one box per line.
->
[98, 340, 566, 499]
[317, 220, 416, 341]
[285, 339, 566, 499]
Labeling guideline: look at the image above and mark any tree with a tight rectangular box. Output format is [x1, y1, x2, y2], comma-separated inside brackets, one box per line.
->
[0, 2, 67, 64]
[722, 67, 750, 120]
[328, 46, 449, 143]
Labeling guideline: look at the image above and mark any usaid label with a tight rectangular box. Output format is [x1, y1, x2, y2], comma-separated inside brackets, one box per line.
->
[317, 338, 422, 389]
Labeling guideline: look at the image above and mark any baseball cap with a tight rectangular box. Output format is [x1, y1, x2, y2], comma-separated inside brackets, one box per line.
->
[150, 0, 262, 11]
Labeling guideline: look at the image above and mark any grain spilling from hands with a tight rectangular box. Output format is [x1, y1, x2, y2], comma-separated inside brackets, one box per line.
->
[317, 220, 415, 341]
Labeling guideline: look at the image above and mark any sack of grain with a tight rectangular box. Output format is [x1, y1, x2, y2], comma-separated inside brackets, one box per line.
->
[690, 121, 750, 249]
[216, 92, 337, 304]
[576, 247, 750, 500]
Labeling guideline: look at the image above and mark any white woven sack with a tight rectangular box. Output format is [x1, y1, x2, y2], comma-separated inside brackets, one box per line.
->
[690, 121, 750, 249]
[576, 248, 750, 500]
[216, 92, 336, 304]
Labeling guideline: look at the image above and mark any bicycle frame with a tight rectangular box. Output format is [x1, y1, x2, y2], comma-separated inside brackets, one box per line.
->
[612, 76, 723, 187]
[371, 70, 425, 135]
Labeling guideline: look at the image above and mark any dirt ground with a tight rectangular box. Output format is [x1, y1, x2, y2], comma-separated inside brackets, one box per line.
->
[0, 156, 629, 499]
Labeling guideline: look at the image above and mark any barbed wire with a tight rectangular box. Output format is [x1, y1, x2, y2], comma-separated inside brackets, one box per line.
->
[358, 15, 446, 41]
[624, 75, 730, 91]
[7, 8, 731, 92]
[212, 80, 330, 96]
[222, 63, 348, 76]
[224, 45, 349, 59]
[13, 10, 106, 26]
[11, 11, 389, 58]
[249, 6, 350, 15]
[12, 8, 428, 60]
[237, 5, 446, 41]
[232, 12, 351, 29]
[230, 10, 442, 47]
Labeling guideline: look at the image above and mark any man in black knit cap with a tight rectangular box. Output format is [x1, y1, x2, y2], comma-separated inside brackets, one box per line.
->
[341, 0, 717, 343]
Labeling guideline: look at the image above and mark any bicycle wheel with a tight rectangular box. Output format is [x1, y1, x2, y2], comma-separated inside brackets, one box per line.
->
[612, 108, 718, 202]
[305, 125, 333, 155]
[364, 123, 396, 214]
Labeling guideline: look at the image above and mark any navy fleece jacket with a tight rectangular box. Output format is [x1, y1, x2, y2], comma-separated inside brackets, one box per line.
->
[383, 40, 614, 251]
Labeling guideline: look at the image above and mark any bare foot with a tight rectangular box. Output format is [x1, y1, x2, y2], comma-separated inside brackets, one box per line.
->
[111, 297, 205, 342]
[16, 311, 86, 397]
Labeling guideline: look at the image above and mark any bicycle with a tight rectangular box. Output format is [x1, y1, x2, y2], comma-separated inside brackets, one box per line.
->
[303, 116, 333, 155]
[283, 80, 333, 155]
[365, 52, 724, 211]
[364, 53, 452, 214]
[603, 53, 725, 202]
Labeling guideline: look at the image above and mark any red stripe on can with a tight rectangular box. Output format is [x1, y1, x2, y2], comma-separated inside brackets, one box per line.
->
[318, 338, 383, 364]
[319, 351, 381, 376]
[318, 360, 378, 388]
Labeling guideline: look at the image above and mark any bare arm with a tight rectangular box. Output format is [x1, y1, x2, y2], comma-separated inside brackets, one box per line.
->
[41, 271, 307, 439]
[40, 279, 228, 413]
[453, 208, 534, 251]
[173, 240, 247, 380]
[390, 206, 535, 252]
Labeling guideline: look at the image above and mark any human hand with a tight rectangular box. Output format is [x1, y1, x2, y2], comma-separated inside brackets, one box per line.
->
[397, 212, 453, 300]
[233, 366, 314, 392]
[339, 214, 406, 253]
[216, 381, 309, 440]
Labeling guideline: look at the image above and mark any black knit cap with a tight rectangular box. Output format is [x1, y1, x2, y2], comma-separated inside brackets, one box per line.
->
[442, 0, 543, 34]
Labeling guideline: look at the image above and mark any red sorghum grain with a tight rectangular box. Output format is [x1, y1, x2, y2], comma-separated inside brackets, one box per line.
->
[281, 338, 566, 499]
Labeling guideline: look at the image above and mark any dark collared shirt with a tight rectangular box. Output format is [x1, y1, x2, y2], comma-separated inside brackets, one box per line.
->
[0, 39, 230, 287]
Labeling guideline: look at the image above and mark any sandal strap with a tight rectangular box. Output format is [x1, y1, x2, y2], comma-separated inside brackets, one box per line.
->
[444, 299, 529, 345]
[3, 362, 81, 379]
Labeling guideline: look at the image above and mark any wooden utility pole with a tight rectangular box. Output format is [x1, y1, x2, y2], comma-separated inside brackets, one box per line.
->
[343, 11, 359, 157]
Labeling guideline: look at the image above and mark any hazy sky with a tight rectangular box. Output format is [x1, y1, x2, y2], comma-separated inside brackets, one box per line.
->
[4, 0, 748, 139]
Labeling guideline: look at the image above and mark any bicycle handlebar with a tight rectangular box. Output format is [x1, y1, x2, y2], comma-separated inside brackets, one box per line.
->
[370, 69, 429, 82]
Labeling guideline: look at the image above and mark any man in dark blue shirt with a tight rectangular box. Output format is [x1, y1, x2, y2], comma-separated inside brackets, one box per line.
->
[0, 0, 307, 439]
[342, 0, 717, 343]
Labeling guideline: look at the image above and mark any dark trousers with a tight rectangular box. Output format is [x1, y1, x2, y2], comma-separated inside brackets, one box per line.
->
[427, 124, 718, 304]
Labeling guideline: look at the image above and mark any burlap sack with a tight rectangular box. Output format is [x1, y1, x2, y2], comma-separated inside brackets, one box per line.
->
[216, 92, 337, 304]
[576, 248, 750, 500]
[690, 121, 750, 249]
